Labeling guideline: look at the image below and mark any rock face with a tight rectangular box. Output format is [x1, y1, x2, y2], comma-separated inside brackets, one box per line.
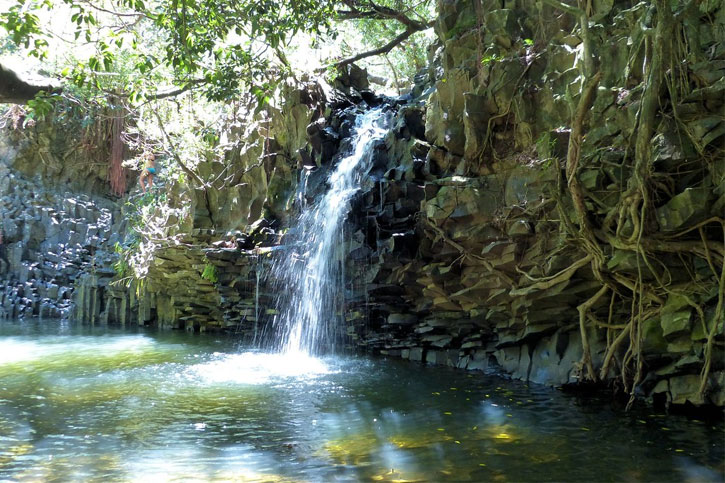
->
[1, 1, 723, 409]
[336, 0, 724, 408]
[0, 111, 122, 321]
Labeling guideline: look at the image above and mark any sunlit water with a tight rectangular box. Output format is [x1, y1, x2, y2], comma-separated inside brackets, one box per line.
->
[270, 108, 390, 355]
[0, 320, 723, 482]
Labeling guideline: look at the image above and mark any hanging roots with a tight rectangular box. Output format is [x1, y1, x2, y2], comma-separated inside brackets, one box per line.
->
[109, 110, 127, 197]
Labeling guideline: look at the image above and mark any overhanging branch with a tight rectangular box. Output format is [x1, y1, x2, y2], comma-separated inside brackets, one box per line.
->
[0, 64, 60, 104]
[332, 27, 420, 69]
[337, 0, 430, 31]
[332, 0, 432, 68]
[147, 78, 207, 100]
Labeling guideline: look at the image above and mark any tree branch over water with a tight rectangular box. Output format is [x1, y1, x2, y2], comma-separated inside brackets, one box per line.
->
[333, 0, 433, 69]
[333, 27, 423, 68]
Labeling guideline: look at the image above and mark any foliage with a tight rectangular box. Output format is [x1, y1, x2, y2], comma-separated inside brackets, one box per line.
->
[23, 91, 57, 121]
[1, 0, 335, 102]
[111, 239, 141, 288]
[1, 0, 436, 104]
[480, 53, 500, 66]
[201, 262, 218, 284]
[112, 242, 131, 278]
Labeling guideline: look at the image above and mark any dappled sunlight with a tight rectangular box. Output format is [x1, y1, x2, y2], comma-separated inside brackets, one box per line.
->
[322, 431, 379, 466]
[121, 445, 295, 483]
[0, 335, 153, 365]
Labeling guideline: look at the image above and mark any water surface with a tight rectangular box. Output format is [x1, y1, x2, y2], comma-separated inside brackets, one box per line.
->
[0, 319, 723, 481]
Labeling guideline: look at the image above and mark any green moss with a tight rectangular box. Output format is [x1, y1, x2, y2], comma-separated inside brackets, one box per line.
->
[444, 14, 477, 40]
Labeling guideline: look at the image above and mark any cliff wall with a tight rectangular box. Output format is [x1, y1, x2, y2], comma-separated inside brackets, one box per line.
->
[347, 0, 724, 407]
[0, 107, 122, 321]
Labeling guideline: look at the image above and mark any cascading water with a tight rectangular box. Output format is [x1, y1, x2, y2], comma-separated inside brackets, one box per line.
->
[270, 107, 390, 355]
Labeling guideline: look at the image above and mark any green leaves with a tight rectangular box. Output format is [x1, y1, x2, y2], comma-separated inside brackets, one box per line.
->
[0, 0, 420, 107]
[250, 84, 271, 113]
[25, 91, 57, 121]
[201, 263, 219, 283]
[481, 53, 500, 65]
[0, 2, 44, 56]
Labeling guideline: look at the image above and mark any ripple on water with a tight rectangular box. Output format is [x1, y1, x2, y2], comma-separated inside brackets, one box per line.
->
[1, 321, 723, 482]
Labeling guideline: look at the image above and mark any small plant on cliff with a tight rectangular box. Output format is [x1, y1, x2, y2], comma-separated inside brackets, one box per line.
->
[201, 262, 218, 284]
[111, 241, 140, 288]
[481, 53, 500, 66]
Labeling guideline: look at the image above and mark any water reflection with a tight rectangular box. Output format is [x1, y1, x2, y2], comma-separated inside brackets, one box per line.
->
[0, 319, 723, 482]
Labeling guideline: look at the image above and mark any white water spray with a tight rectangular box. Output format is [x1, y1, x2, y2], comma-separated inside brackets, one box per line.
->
[271, 108, 390, 355]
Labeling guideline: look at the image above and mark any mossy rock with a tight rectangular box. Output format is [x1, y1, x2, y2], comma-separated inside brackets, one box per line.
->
[656, 188, 710, 232]
[642, 317, 668, 354]
[661, 294, 693, 338]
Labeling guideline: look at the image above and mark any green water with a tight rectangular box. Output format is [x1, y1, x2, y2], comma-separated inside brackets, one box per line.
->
[0, 320, 723, 482]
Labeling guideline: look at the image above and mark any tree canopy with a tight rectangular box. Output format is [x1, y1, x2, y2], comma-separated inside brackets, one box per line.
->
[0, 0, 435, 105]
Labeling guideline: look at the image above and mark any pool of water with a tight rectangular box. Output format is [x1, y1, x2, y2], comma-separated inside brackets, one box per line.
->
[0, 319, 723, 482]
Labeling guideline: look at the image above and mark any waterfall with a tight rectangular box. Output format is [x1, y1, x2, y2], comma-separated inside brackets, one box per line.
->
[271, 108, 390, 355]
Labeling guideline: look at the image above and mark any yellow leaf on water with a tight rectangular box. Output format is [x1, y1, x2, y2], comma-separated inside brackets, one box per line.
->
[444, 412, 452, 415]
[479, 463, 487, 467]
[675, 449, 684, 452]
[581, 427, 590, 431]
